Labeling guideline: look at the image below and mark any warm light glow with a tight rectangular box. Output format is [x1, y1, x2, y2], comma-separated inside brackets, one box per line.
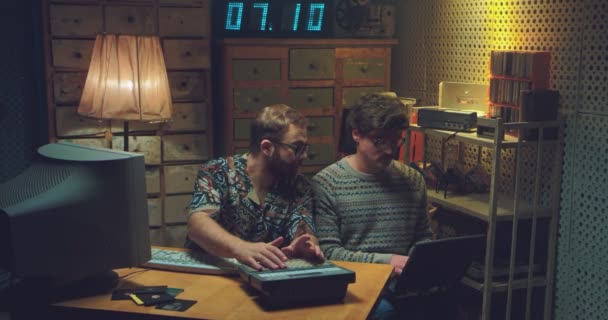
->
[78, 34, 173, 122]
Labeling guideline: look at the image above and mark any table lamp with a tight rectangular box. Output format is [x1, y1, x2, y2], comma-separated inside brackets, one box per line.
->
[78, 34, 173, 151]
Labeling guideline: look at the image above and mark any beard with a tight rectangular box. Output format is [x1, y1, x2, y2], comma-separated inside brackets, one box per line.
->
[267, 151, 300, 182]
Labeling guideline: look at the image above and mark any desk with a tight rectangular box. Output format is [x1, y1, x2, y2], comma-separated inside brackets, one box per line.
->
[51, 260, 392, 320]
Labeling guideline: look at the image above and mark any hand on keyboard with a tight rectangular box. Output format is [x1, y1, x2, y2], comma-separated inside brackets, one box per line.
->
[280, 234, 325, 262]
[233, 236, 288, 271]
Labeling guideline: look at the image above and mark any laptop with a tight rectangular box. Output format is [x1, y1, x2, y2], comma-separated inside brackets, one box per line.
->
[238, 258, 356, 305]
[394, 234, 485, 295]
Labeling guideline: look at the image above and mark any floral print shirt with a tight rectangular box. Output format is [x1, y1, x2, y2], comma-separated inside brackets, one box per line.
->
[186, 154, 315, 249]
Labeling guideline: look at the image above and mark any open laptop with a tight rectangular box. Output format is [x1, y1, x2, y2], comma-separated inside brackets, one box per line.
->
[394, 234, 485, 295]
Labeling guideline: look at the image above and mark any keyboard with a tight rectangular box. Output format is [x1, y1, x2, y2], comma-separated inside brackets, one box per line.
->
[143, 248, 240, 275]
[238, 259, 356, 305]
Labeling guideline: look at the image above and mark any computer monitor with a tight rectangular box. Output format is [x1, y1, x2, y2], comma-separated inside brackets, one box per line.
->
[0, 142, 151, 290]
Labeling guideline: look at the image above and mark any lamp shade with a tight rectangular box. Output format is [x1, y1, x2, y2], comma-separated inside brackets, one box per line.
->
[78, 34, 173, 122]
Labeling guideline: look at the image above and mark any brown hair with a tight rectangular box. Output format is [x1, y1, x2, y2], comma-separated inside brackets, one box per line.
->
[249, 104, 308, 153]
[347, 93, 409, 135]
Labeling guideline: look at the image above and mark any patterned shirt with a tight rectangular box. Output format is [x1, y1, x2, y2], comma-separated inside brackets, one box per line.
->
[312, 157, 432, 264]
[186, 154, 315, 249]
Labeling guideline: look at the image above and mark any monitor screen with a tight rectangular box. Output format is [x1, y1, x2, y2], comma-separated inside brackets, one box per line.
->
[0, 142, 151, 287]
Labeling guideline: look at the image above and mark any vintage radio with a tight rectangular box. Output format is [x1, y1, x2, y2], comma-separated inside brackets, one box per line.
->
[417, 108, 478, 132]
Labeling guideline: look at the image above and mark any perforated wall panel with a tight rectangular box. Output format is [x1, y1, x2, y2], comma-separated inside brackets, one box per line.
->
[396, 1, 607, 319]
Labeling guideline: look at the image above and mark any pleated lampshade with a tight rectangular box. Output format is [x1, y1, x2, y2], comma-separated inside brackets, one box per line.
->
[78, 34, 173, 122]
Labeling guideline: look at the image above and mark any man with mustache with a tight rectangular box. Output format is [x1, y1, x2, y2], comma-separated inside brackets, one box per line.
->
[312, 94, 433, 319]
[186, 104, 324, 271]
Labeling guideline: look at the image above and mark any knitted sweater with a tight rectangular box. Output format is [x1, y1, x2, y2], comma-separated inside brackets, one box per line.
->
[312, 157, 432, 264]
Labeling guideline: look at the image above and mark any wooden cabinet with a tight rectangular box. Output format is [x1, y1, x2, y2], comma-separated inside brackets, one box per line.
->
[41, 0, 212, 247]
[220, 38, 397, 175]
[406, 118, 564, 320]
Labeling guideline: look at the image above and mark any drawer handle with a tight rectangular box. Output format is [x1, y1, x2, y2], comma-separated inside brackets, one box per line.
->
[185, 51, 192, 57]
[307, 123, 317, 131]
[307, 151, 317, 159]
[252, 67, 259, 74]
[180, 81, 188, 88]
[73, 52, 82, 59]
[127, 15, 135, 23]
[308, 63, 316, 70]
[252, 97, 260, 103]
[182, 145, 191, 151]
[306, 96, 314, 103]
[360, 66, 368, 73]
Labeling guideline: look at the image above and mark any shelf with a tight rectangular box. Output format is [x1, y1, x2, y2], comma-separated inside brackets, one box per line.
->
[409, 125, 511, 148]
[409, 124, 561, 149]
[426, 188, 554, 222]
[461, 275, 547, 292]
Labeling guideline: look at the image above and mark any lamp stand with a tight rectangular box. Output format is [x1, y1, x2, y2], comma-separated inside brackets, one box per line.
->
[123, 121, 129, 152]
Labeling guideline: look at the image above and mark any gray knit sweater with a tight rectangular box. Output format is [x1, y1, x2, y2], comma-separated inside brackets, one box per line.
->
[312, 157, 432, 264]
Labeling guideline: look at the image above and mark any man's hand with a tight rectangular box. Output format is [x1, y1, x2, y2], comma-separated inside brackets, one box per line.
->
[281, 234, 325, 261]
[233, 237, 288, 270]
[389, 254, 409, 276]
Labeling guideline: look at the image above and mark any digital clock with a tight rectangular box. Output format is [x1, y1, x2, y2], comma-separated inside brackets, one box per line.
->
[216, 0, 332, 37]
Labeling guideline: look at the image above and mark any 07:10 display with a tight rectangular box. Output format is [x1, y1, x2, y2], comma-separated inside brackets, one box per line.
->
[224, 1, 327, 33]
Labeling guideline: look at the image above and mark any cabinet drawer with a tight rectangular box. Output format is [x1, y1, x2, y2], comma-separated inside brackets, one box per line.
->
[110, 120, 160, 133]
[163, 134, 209, 161]
[289, 49, 335, 80]
[342, 86, 386, 107]
[52, 40, 94, 69]
[112, 135, 161, 165]
[343, 58, 386, 80]
[55, 106, 106, 137]
[160, 0, 206, 6]
[232, 60, 281, 81]
[57, 137, 108, 149]
[165, 164, 199, 194]
[149, 228, 163, 246]
[145, 167, 161, 194]
[163, 39, 210, 69]
[307, 116, 334, 137]
[104, 6, 156, 35]
[303, 143, 336, 166]
[168, 71, 207, 102]
[164, 224, 188, 247]
[234, 147, 248, 155]
[159, 7, 209, 37]
[49, 5, 102, 37]
[147, 198, 162, 227]
[164, 102, 208, 132]
[287, 87, 334, 110]
[165, 195, 191, 223]
[233, 118, 254, 140]
[233, 87, 281, 112]
[53, 72, 86, 105]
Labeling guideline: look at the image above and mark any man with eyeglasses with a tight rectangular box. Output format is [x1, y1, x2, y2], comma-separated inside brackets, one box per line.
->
[186, 104, 323, 271]
[312, 94, 434, 319]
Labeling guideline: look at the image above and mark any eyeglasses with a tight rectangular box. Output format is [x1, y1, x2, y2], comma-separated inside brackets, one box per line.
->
[274, 141, 310, 157]
[368, 135, 406, 149]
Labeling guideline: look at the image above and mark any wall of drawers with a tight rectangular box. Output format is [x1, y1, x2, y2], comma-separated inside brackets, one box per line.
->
[221, 38, 398, 175]
[41, 0, 212, 247]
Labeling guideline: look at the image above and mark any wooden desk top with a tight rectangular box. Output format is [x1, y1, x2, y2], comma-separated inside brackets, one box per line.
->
[53, 260, 392, 320]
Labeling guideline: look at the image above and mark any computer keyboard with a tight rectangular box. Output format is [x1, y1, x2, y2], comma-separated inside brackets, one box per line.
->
[239, 258, 332, 273]
[143, 248, 240, 275]
[238, 258, 356, 305]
